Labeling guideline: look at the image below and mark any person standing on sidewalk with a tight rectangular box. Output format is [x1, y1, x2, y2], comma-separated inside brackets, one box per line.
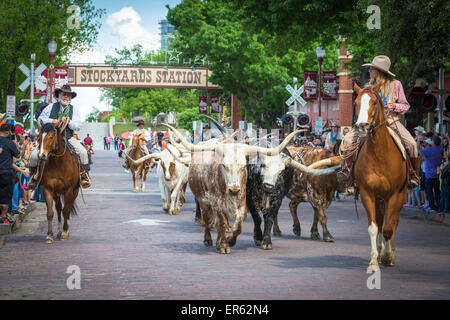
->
[420, 136, 443, 212]
[0, 124, 20, 224]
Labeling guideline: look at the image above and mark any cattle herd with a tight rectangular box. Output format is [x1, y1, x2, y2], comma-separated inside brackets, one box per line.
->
[128, 122, 344, 255]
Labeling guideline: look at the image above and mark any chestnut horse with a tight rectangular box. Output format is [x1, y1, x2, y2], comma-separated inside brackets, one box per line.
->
[38, 119, 80, 244]
[127, 131, 150, 192]
[353, 83, 407, 272]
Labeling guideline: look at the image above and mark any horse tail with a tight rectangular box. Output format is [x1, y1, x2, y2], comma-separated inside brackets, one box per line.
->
[70, 201, 79, 217]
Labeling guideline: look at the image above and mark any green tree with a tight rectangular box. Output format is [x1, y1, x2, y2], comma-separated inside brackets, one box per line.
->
[237, 0, 450, 96]
[167, 0, 338, 128]
[85, 106, 101, 122]
[0, 0, 105, 110]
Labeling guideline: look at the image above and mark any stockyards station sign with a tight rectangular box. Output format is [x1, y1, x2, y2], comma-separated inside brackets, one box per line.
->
[66, 65, 220, 89]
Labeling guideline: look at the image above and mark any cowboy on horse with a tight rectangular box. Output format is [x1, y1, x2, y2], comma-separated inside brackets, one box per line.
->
[340, 55, 421, 189]
[123, 120, 151, 169]
[28, 85, 92, 189]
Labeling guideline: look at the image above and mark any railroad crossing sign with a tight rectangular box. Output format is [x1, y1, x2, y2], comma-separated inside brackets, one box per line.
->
[18, 63, 47, 92]
[285, 84, 306, 107]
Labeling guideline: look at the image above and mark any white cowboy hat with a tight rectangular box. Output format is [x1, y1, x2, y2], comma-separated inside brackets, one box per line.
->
[362, 55, 395, 77]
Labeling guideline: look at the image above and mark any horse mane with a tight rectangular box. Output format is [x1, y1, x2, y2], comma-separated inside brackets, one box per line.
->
[42, 123, 55, 133]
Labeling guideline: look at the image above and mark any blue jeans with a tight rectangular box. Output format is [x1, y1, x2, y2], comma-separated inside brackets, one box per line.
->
[425, 178, 440, 211]
[33, 185, 45, 202]
[439, 188, 449, 212]
[10, 179, 20, 211]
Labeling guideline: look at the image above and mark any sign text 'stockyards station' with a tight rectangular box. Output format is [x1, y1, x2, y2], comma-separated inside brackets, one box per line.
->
[66, 65, 220, 89]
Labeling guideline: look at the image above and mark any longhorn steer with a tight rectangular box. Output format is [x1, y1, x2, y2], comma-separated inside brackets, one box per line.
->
[129, 145, 189, 215]
[246, 148, 294, 250]
[274, 147, 343, 242]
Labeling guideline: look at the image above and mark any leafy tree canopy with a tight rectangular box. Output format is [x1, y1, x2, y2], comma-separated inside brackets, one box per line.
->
[0, 0, 105, 110]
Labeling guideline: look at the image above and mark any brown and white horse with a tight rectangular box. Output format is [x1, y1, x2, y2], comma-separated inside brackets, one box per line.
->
[127, 131, 150, 192]
[38, 119, 80, 244]
[353, 83, 407, 272]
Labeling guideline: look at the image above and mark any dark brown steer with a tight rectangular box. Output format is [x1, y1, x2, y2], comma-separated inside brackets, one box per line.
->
[274, 146, 342, 242]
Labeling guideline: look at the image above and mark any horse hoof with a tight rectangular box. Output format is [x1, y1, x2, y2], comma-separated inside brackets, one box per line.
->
[262, 243, 272, 250]
[273, 231, 282, 237]
[61, 232, 69, 241]
[367, 264, 380, 273]
[310, 232, 321, 240]
[293, 227, 301, 237]
[45, 236, 54, 244]
[204, 240, 213, 247]
[218, 246, 231, 254]
[381, 255, 395, 267]
[254, 239, 262, 246]
[323, 235, 335, 243]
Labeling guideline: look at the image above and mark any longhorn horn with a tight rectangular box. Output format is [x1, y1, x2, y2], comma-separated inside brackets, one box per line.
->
[288, 158, 341, 176]
[245, 129, 307, 156]
[167, 128, 191, 155]
[307, 156, 343, 169]
[202, 115, 227, 136]
[126, 152, 161, 166]
[166, 144, 191, 165]
[161, 124, 216, 153]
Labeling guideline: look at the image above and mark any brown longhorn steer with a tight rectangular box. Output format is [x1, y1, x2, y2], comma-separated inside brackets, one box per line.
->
[274, 147, 343, 242]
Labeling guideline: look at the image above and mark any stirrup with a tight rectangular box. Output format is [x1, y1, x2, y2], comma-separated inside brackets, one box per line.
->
[80, 171, 91, 189]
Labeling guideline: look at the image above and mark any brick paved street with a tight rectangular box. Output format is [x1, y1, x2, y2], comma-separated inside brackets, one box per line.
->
[1, 150, 449, 300]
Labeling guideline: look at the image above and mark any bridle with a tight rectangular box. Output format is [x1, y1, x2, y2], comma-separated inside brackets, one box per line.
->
[356, 87, 387, 142]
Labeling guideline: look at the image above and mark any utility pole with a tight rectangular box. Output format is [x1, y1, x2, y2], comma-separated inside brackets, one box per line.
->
[30, 53, 35, 134]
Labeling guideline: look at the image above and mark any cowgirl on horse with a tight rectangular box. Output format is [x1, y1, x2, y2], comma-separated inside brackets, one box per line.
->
[340, 55, 420, 188]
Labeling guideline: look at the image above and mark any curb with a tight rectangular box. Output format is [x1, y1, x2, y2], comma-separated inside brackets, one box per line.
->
[0, 204, 37, 237]
[400, 207, 449, 226]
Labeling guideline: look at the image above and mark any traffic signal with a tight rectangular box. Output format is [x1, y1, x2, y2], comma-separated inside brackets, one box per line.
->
[281, 114, 294, 125]
[297, 113, 310, 126]
[35, 102, 49, 120]
[417, 94, 437, 113]
[16, 101, 29, 117]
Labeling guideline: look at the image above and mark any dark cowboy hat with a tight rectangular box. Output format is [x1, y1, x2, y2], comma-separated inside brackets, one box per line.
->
[136, 120, 145, 126]
[54, 84, 77, 99]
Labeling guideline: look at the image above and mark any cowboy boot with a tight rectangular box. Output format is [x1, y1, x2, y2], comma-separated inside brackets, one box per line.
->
[80, 164, 92, 189]
[27, 166, 39, 191]
[408, 157, 421, 189]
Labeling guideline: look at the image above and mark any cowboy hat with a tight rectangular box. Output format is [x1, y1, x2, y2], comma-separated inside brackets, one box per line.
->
[362, 55, 395, 77]
[413, 126, 425, 134]
[54, 84, 77, 99]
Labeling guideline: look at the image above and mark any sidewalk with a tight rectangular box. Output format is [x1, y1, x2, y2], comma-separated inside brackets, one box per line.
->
[400, 205, 449, 225]
[0, 202, 40, 246]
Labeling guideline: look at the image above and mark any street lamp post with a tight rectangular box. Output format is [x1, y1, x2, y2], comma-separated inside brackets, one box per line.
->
[48, 39, 57, 103]
[316, 46, 325, 118]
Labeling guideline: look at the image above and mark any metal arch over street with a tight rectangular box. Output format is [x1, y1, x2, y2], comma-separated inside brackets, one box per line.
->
[65, 65, 220, 90]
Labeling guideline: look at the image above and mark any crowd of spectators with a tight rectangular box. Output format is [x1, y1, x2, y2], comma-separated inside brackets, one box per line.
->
[404, 126, 449, 215]
[0, 123, 45, 225]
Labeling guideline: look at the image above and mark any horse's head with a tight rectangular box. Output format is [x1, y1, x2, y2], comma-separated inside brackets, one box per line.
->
[39, 123, 60, 160]
[132, 131, 145, 147]
[353, 82, 383, 138]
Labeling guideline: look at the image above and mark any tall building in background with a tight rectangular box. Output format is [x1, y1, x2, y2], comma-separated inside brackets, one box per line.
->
[159, 19, 175, 51]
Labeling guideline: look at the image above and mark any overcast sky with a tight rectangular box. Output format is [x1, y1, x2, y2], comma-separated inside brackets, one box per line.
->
[68, 0, 181, 120]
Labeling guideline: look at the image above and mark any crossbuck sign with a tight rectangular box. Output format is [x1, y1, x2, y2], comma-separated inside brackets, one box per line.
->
[18, 63, 47, 92]
[285, 84, 306, 108]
